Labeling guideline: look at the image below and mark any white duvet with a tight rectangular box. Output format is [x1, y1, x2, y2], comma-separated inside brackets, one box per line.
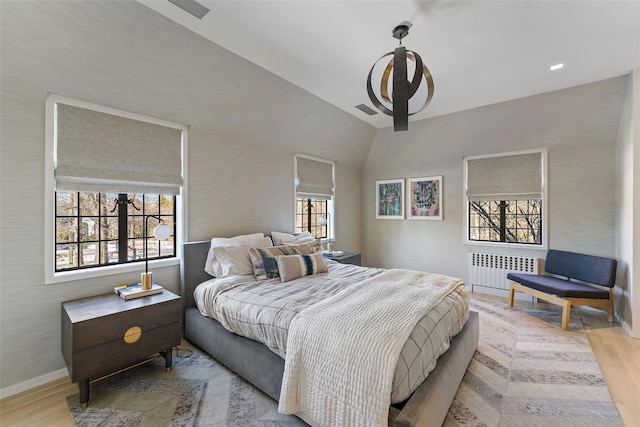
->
[278, 268, 466, 427]
[193, 262, 469, 407]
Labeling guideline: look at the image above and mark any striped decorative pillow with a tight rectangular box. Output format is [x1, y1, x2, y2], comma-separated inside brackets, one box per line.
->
[248, 243, 317, 280]
[276, 253, 328, 283]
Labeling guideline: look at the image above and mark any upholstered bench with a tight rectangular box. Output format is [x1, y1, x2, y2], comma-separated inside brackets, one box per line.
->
[507, 249, 617, 330]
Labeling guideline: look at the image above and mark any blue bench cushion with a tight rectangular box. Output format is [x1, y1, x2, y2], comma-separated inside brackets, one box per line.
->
[544, 250, 617, 288]
[507, 272, 610, 299]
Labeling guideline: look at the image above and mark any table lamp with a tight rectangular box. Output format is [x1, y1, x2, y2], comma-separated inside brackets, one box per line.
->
[318, 214, 332, 252]
[142, 215, 171, 290]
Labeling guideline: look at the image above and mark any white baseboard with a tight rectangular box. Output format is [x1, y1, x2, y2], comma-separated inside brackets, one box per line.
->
[0, 368, 68, 400]
[471, 284, 535, 302]
[620, 317, 635, 337]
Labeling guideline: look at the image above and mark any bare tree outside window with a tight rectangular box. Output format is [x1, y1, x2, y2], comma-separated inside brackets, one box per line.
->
[469, 199, 541, 245]
[55, 192, 176, 271]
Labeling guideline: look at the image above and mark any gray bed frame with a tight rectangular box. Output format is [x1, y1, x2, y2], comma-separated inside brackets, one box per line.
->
[181, 240, 479, 427]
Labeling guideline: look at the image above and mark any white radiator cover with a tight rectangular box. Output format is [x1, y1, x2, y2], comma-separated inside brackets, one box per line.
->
[469, 252, 539, 291]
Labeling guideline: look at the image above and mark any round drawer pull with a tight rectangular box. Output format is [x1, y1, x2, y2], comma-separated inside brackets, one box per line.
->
[123, 326, 142, 344]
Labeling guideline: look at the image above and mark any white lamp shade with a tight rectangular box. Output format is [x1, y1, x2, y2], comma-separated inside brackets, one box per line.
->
[318, 217, 328, 226]
[153, 224, 172, 240]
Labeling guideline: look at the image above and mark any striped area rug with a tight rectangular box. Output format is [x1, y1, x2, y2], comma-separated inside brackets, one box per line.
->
[67, 297, 622, 426]
[445, 297, 622, 426]
[66, 352, 306, 426]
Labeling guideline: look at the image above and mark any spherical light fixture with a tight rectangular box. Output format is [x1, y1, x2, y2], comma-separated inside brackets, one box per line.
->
[141, 216, 172, 290]
[153, 223, 172, 241]
[367, 23, 435, 132]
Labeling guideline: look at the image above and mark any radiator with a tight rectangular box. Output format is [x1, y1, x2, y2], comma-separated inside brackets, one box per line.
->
[469, 252, 538, 291]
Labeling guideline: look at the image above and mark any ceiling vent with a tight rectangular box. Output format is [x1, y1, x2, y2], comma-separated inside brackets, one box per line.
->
[355, 104, 379, 116]
[168, 0, 210, 19]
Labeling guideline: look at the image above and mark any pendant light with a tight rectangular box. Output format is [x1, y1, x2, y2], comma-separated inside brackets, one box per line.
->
[367, 23, 435, 131]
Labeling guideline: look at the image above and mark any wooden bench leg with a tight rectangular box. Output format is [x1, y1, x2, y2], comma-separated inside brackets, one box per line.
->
[561, 300, 572, 330]
[607, 302, 614, 323]
[508, 284, 515, 307]
[607, 289, 615, 322]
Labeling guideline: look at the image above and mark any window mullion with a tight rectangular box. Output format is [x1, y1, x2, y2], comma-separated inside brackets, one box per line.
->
[75, 192, 81, 268]
[499, 201, 506, 242]
[117, 193, 128, 263]
[97, 194, 101, 265]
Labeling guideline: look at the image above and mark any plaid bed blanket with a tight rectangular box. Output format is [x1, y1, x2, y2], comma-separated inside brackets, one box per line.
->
[279, 269, 467, 426]
[193, 262, 469, 403]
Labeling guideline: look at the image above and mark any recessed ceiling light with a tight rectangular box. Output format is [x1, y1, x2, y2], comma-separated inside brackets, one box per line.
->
[550, 63, 564, 71]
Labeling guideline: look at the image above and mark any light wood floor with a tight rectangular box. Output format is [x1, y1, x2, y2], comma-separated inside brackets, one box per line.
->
[1, 293, 639, 427]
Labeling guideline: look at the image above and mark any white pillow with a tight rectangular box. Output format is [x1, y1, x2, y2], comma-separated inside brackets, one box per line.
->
[211, 232, 264, 248]
[271, 231, 314, 246]
[204, 233, 268, 276]
[211, 244, 259, 277]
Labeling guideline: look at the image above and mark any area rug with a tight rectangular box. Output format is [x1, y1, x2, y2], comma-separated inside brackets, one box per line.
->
[444, 298, 622, 427]
[67, 298, 622, 426]
[66, 352, 305, 427]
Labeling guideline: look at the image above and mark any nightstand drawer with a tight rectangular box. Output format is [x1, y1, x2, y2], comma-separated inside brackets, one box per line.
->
[69, 298, 180, 352]
[70, 322, 181, 381]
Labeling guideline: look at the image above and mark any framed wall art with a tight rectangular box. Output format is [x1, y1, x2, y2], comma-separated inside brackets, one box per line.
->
[407, 176, 442, 220]
[376, 179, 405, 219]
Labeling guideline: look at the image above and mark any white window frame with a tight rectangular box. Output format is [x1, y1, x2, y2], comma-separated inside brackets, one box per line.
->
[44, 94, 188, 284]
[463, 148, 547, 250]
[294, 154, 335, 242]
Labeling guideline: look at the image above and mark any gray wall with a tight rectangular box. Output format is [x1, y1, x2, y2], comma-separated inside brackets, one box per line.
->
[615, 68, 640, 337]
[0, 1, 375, 390]
[362, 77, 628, 284]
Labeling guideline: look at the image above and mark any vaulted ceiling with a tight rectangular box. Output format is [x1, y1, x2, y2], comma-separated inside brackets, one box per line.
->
[139, 1, 640, 129]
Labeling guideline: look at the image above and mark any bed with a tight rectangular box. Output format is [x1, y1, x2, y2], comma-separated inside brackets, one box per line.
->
[181, 239, 479, 427]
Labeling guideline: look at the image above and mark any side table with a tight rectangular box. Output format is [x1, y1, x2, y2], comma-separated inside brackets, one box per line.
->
[61, 288, 181, 408]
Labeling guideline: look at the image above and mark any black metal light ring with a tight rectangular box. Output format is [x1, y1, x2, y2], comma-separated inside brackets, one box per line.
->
[366, 50, 435, 119]
[406, 50, 435, 116]
[366, 51, 395, 117]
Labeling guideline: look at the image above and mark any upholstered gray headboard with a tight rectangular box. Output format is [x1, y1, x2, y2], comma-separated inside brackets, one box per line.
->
[180, 241, 213, 312]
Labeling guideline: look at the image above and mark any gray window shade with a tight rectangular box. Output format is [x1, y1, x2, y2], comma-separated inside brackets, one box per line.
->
[467, 152, 542, 200]
[296, 156, 334, 199]
[55, 103, 183, 195]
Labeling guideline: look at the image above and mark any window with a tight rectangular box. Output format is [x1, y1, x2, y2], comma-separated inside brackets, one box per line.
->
[294, 154, 335, 240]
[464, 150, 546, 247]
[45, 95, 187, 283]
[295, 198, 329, 238]
[55, 192, 176, 271]
[469, 200, 542, 244]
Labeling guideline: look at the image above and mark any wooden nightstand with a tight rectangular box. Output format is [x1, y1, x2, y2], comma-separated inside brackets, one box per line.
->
[61, 289, 181, 408]
[330, 251, 361, 266]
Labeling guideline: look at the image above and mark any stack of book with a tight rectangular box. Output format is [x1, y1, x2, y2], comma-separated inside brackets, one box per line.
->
[114, 283, 163, 300]
[322, 250, 344, 258]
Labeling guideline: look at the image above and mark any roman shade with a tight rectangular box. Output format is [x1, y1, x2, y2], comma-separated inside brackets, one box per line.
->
[466, 151, 542, 201]
[295, 156, 334, 199]
[55, 103, 183, 195]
